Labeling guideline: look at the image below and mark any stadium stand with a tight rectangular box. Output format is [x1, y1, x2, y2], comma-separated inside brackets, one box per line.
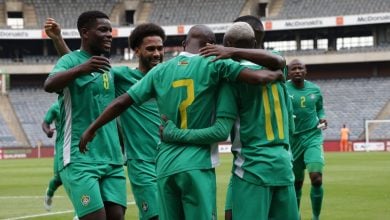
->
[270, 0, 390, 19]
[147, 0, 246, 25]
[24, 0, 121, 28]
[315, 77, 390, 140]
[0, 112, 19, 147]
[8, 87, 57, 147]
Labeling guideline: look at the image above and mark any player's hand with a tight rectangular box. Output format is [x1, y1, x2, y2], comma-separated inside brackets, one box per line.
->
[79, 128, 96, 153]
[159, 115, 168, 140]
[265, 69, 284, 83]
[274, 69, 285, 82]
[44, 18, 62, 40]
[78, 56, 111, 74]
[318, 119, 328, 130]
[159, 115, 178, 142]
[199, 43, 235, 62]
[46, 128, 55, 138]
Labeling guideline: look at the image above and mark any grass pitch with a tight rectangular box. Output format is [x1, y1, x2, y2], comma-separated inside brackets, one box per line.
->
[0, 152, 389, 220]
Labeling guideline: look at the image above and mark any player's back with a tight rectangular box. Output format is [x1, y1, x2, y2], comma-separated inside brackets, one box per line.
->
[128, 51, 244, 177]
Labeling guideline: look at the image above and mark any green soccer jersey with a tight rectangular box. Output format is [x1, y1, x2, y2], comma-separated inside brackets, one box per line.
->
[285, 80, 325, 134]
[222, 60, 294, 186]
[50, 50, 123, 170]
[112, 66, 159, 162]
[128, 52, 244, 178]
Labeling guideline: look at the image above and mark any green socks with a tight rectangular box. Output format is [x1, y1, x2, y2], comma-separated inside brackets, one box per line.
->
[310, 185, 323, 218]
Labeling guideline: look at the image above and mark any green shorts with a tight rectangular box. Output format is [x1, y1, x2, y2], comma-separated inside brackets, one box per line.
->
[157, 169, 216, 220]
[293, 147, 324, 181]
[291, 128, 324, 160]
[232, 175, 299, 220]
[127, 159, 158, 220]
[60, 163, 127, 218]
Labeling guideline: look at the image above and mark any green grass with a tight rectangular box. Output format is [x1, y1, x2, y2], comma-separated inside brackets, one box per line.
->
[1, 152, 390, 219]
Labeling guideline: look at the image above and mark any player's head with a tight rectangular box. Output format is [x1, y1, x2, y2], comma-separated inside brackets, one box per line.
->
[77, 11, 112, 55]
[129, 23, 166, 72]
[234, 15, 264, 49]
[183, 25, 216, 53]
[223, 22, 255, 49]
[288, 59, 307, 83]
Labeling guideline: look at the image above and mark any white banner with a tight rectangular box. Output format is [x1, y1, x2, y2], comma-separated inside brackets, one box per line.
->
[1, 12, 390, 39]
[353, 142, 385, 152]
[218, 144, 232, 153]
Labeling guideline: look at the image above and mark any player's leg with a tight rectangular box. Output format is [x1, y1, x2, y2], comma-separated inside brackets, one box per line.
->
[179, 169, 217, 220]
[100, 164, 127, 220]
[224, 176, 233, 220]
[304, 143, 325, 220]
[44, 153, 63, 211]
[157, 174, 184, 220]
[231, 174, 270, 220]
[44, 174, 62, 211]
[60, 163, 108, 220]
[127, 159, 159, 220]
[268, 185, 299, 220]
[292, 153, 305, 210]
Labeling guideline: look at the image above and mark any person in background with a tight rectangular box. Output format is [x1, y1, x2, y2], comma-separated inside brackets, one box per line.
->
[340, 124, 350, 152]
[286, 59, 327, 220]
[42, 100, 62, 211]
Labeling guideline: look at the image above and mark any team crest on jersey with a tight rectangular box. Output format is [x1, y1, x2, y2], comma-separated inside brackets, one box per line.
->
[178, 61, 189, 66]
[81, 195, 90, 206]
[142, 201, 149, 212]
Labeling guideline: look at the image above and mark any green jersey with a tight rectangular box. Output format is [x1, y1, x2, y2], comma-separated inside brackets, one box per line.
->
[285, 80, 325, 134]
[50, 50, 123, 170]
[223, 60, 293, 186]
[128, 52, 244, 178]
[112, 66, 159, 162]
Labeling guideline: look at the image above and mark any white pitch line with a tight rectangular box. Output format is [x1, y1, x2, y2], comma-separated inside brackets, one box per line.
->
[1, 201, 135, 220]
[0, 196, 65, 199]
[2, 210, 74, 220]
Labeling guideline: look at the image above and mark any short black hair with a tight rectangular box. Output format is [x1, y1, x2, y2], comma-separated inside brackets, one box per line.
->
[128, 23, 166, 50]
[77, 10, 109, 32]
[234, 15, 264, 32]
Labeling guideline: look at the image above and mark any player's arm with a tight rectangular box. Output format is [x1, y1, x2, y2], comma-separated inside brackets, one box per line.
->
[44, 56, 111, 92]
[161, 117, 235, 144]
[237, 68, 284, 84]
[79, 93, 134, 153]
[44, 18, 71, 56]
[200, 44, 285, 70]
[316, 90, 327, 128]
[42, 121, 54, 138]
[42, 104, 56, 138]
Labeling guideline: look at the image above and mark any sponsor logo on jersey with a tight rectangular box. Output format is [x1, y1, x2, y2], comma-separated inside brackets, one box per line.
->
[81, 195, 90, 206]
[310, 94, 316, 99]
